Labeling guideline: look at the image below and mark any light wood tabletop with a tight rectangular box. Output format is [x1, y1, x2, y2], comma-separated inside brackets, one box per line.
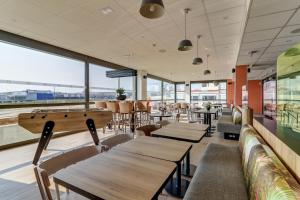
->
[151, 127, 206, 143]
[53, 150, 176, 200]
[114, 136, 192, 162]
[165, 122, 209, 131]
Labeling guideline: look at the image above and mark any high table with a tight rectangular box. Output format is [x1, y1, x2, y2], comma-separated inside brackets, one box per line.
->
[53, 150, 176, 200]
[114, 136, 192, 198]
[165, 122, 209, 136]
[191, 109, 218, 134]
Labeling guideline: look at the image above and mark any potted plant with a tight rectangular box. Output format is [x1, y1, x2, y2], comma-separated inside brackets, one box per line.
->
[116, 88, 126, 100]
[205, 102, 212, 111]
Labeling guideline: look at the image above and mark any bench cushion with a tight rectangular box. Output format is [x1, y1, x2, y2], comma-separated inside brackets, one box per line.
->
[247, 145, 300, 200]
[217, 115, 241, 134]
[184, 143, 248, 200]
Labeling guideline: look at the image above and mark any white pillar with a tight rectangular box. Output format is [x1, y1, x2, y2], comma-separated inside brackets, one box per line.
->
[137, 70, 147, 100]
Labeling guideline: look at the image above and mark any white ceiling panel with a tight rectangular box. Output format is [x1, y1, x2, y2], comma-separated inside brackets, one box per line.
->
[241, 40, 272, 50]
[204, 0, 244, 13]
[245, 11, 293, 32]
[278, 24, 300, 37]
[288, 8, 300, 25]
[243, 28, 281, 42]
[249, 0, 300, 17]
[208, 6, 244, 27]
[271, 35, 300, 46]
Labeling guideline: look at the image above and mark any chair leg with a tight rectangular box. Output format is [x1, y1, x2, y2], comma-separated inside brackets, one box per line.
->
[55, 183, 61, 200]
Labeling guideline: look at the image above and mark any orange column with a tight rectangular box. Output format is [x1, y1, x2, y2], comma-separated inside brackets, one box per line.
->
[235, 65, 248, 106]
[248, 80, 263, 114]
[227, 79, 234, 106]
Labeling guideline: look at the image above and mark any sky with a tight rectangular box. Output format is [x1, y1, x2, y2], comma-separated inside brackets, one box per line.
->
[0, 41, 133, 93]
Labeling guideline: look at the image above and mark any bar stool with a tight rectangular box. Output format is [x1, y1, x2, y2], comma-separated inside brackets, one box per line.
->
[95, 101, 107, 110]
[136, 100, 150, 126]
[95, 101, 108, 133]
[106, 101, 120, 132]
[181, 103, 188, 113]
[119, 101, 135, 133]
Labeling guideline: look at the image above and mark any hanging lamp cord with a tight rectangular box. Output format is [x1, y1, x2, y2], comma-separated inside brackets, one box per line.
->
[184, 11, 187, 39]
[197, 37, 199, 56]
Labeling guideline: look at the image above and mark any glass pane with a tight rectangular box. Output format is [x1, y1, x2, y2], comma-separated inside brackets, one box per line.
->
[89, 64, 118, 101]
[0, 41, 85, 147]
[147, 78, 162, 101]
[176, 83, 185, 102]
[163, 82, 175, 103]
[0, 42, 85, 105]
[120, 76, 135, 100]
[191, 81, 227, 106]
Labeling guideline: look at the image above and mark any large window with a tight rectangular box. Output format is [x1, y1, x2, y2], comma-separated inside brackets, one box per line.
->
[147, 78, 162, 101]
[191, 81, 227, 106]
[0, 41, 85, 148]
[89, 64, 118, 101]
[163, 81, 175, 103]
[176, 83, 186, 102]
[0, 42, 85, 105]
[89, 65, 136, 101]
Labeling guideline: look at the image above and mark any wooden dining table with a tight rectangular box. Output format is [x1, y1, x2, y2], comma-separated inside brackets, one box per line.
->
[165, 122, 209, 133]
[53, 150, 176, 200]
[114, 136, 192, 198]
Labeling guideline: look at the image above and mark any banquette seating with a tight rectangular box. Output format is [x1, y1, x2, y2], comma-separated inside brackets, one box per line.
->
[184, 124, 300, 200]
[217, 106, 242, 140]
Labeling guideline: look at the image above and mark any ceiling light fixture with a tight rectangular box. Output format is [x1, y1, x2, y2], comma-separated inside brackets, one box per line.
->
[291, 28, 300, 34]
[140, 0, 165, 19]
[178, 8, 193, 51]
[101, 7, 113, 15]
[193, 35, 203, 65]
[203, 54, 211, 75]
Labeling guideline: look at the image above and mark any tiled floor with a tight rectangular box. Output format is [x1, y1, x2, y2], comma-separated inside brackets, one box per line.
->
[0, 116, 238, 200]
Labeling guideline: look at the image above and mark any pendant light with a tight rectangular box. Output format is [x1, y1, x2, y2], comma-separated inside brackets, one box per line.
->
[213, 71, 219, 86]
[178, 8, 193, 51]
[203, 54, 211, 75]
[193, 35, 203, 65]
[140, 0, 165, 19]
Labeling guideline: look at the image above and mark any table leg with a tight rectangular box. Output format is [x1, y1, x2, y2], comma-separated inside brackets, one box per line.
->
[185, 151, 190, 175]
[130, 113, 135, 133]
[165, 161, 190, 198]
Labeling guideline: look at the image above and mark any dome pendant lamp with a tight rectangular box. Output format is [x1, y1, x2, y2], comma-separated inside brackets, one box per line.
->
[140, 0, 165, 19]
[178, 8, 193, 51]
[193, 35, 203, 65]
[203, 54, 211, 75]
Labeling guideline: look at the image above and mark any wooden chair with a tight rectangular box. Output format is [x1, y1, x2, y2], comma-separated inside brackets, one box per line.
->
[106, 101, 120, 131]
[100, 134, 132, 151]
[95, 101, 108, 133]
[119, 101, 135, 133]
[135, 125, 160, 137]
[34, 146, 102, 200]
[135, 101, 150, 126]
[181, 103, 188, 113]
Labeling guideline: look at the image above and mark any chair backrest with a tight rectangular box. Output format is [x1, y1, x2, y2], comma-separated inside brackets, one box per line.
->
[106, 101, 119, 113]
[175, 103, 181, 109]
[95, 101, 107, 109]
[136, 124, 160, 136]
[34, 146, 101, 200]
[181, 103, 188, 109]
[136, 100, 149, 111]
[100, 134, 132, 150]
[119, 101, 134, 114]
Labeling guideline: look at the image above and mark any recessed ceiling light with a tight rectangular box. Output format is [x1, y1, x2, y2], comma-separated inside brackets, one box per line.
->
[158, 49, 166, 53]
[291, 28, 300, 34]
[286, 39, 292, 42]
[101, 7, 113, 15]
[223, 16, 229, 20]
